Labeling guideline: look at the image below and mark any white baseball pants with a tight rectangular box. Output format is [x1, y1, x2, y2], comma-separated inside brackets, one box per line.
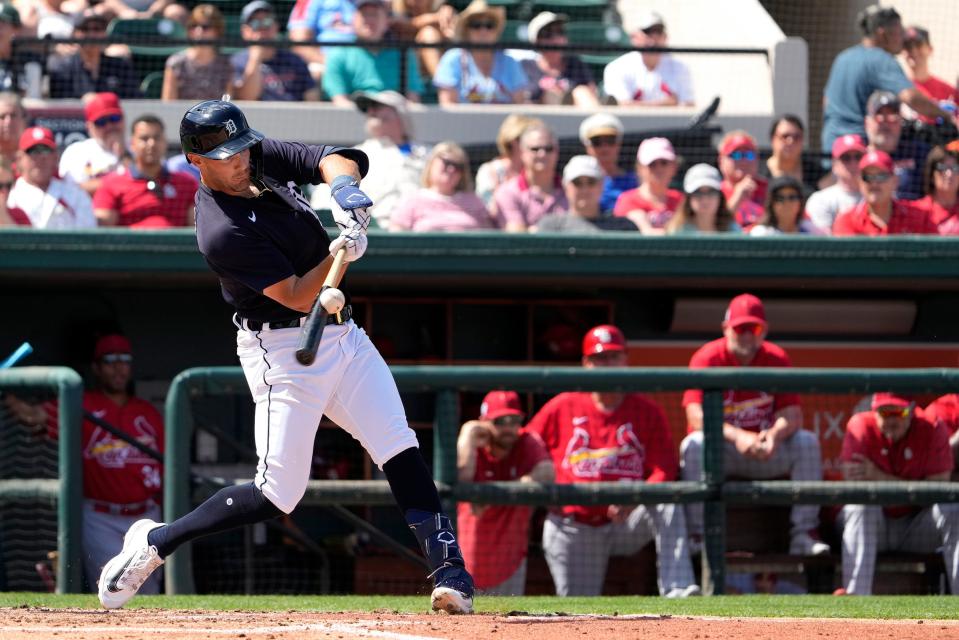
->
[236, 320, 419, 514]
[680, 429, 823, 538]
[541, 504, 696, 596]
[838, 503, 959, 595]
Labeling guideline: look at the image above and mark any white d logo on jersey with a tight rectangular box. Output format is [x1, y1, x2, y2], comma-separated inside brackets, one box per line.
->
[225, 119, 237, 136]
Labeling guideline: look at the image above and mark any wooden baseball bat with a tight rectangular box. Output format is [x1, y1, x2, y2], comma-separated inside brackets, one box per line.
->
[295, 248, 349, 366]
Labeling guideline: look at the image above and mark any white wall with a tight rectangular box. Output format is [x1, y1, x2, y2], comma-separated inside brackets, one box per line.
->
[882, 0, 959, 89]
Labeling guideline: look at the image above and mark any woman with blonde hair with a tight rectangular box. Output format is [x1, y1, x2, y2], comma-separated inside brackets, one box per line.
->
[475, 114, 543, 209]
[391, 0, 456, 77]
[162, 4, 234, 100]
[390, 141, 494, 231]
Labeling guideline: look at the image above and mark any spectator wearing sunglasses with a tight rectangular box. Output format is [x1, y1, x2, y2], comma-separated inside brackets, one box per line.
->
[750, 175, 822, 236]
[492, 122, 566, 232]
[520, 12, 598, 108]
[680, 293, 829, 558]
[614, 137, 682, 234]
[602, 11, 693, 107]
[6, 126, 95, 228]
[162, 4, 234, 101]
[389, 141, 492, 231]
[93, 115, 198, 228]
[579, 113, 636, 214]
[833, 150, 937, 236]
[47, 11, 142, 99]
[805, 134, 866, 234]
[4, 334, 164, 595]
[58, 92, 127, 197]
[455, 391, 553, 595]
[912, 145, 959, 235]
[862, 90, 929, 201]
[232, 1, 319, 102]
[475, 114, 542, 213]
[433, 0, 527, 105]
[718, 130, 767, 228]
[923, 394, 959, 480]
[835, 392, 958, 596]
[322, 0, 424, 105]
[534, 155, 636, 233]
[901, 27, 959, 126]
[760, 115, 809, 187]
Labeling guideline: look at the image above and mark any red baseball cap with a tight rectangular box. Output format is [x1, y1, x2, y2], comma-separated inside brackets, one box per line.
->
[84, 92, 123, 123]
[831, 134, 867, 159]
[18, 126, 56, 152]
[871, 392, 912, 410]
[480, 390, 523, 421]
[859, 150, 895, 173]
[724, 293, 767, 328]
[582, 324, 626, 356]
[94, 334, 132, 359]
[719, 133, 757, 157]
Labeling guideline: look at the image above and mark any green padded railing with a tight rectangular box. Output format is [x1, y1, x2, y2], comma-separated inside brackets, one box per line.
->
[164, 365, 959, 595]
[0, 367, 84, 593]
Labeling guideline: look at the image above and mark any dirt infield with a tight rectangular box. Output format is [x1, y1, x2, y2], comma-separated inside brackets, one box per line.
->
[2, 608, 959, 640]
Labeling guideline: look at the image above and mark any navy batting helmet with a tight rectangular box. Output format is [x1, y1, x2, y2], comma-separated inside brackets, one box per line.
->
[180, 100, 263, 163]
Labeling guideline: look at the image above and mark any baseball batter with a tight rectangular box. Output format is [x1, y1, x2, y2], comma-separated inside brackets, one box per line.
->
[837, 392, 959, 595]
[97, 99, 474, 614]
[526, 325, 699, 598]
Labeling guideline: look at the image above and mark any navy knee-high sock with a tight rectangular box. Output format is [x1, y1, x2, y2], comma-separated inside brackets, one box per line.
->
[147, 483, 283, 558]
[382, 447, 443, 519]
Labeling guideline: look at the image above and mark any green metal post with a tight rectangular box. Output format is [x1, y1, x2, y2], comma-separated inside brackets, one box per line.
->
[433, 389, 459, 524]
[163, 370, 196, 594]
[700, 388, 725, 595]
[56, 368, 84, 593]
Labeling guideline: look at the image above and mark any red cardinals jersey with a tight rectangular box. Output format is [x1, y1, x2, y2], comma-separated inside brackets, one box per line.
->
[682, 338, 800, 432]
[841, 411, 952, 517]
[456, 431, 550, 589]
[832, 200, 938, 236]
[92, 168, 197, 227]
[923, 394, 959, 436]
[81, 391, 164, 504]
[526, 392, 677, 526]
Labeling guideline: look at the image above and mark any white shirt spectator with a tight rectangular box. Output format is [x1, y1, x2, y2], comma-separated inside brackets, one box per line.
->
[7, 176, 96, 229]
[58, 138, 121, 187]
[804, 183, 863, 235]
[603, 52, 693, 105]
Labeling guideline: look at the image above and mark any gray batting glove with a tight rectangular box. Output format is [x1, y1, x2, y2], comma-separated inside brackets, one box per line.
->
[328, 225, 368, 263]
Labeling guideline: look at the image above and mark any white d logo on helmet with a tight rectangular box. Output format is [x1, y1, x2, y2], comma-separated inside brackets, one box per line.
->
[225, 119, 237, 136]
[595, 328, 612, 343]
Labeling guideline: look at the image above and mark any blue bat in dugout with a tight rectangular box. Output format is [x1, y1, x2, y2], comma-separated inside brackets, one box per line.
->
[0, 342, 33, 369]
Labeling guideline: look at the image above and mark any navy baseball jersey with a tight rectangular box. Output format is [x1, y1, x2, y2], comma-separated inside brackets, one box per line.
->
[195, 138, 368, 322]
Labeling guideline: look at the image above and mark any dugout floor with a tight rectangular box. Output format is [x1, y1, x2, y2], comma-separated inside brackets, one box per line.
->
[0, 608, 957, 640]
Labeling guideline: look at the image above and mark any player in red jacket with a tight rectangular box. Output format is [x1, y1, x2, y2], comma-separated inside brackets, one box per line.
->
[923, 393, 959, 479]
[526, 324, 700, 598]
[456, 390, 554, 595]
[837, 392, 958, 595]
[679, 293, 829, 556]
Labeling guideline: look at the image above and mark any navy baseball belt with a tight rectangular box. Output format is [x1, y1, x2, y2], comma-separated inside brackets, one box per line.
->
[236, 305, 352, 331]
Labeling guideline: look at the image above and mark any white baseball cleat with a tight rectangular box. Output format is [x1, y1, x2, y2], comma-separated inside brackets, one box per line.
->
[98, 518, 165, 609]
[664, 584, 702, 598]
[789, 532, 831, 556]
[431, 585, 474, 615]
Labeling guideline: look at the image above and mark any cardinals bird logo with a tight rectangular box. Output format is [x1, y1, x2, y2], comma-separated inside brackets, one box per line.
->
[562, 424, 646, 479]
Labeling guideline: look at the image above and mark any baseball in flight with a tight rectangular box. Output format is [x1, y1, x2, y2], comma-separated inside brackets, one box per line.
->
[320, 287, 346, 314]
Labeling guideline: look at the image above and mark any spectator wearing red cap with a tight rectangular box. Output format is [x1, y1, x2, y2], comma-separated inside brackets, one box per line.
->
[923, 393, 959, 479]
[805, 134, 866, 234]
[59, 93, 127, 198]
[4, 334, 164, 594]
[456, 391, 554, 595]
[613, 137, 682, 234]
[602, 11, 693, 107]
[46, 11, 142, 99]
[526, 325, 700, 598]
[680, 293, 829, 557]
[832, 150, 938, 236]
[94, 114, 197, 228]
[5, 127, 95, 228]
[911, 145, 959, 235]
[717, 130, 767, 228]
[901, 26, 959, 126]
[836, 392, 958, 595]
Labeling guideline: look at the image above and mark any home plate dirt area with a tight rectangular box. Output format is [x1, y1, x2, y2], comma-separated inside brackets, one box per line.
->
[1, 608, 958, 640]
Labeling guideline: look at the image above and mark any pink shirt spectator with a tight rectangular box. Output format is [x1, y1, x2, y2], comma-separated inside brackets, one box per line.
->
[390, 189, 494, 232]
[492, 171, 568, 229]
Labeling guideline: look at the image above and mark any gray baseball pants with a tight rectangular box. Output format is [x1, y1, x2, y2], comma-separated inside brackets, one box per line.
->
[838, 503, 959, 595]
[680, 429, 823, 538]
[542, 503, 696, 596]
[82, 501, 162, 594]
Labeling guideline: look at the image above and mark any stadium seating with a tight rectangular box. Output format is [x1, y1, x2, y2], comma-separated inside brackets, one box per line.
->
[107, 18, 187, 57]
[139, 70, 165, 99]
